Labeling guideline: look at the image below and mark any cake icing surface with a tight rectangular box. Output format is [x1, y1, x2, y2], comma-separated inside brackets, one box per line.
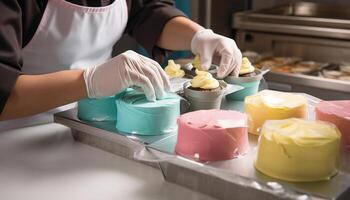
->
[316, 100, 350, 149]
[115, 89, 181, 135]
[245, 90, 307, 135]
[255, 118, 341, 182]
[175, 110, 249, 161]
[78, 96, 117, 122]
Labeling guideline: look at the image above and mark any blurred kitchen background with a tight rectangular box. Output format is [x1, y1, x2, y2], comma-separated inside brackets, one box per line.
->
[114, 0, 350, 100]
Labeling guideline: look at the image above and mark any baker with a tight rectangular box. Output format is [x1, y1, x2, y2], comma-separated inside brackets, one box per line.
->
[0, 0, 242, 130]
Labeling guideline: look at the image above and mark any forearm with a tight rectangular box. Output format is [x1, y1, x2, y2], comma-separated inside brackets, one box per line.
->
[0, 70, 87, 121]
[157, 16, 204, 50]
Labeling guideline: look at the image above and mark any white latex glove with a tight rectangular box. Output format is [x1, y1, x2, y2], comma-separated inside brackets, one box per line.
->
[83, 50, 171, 101]
[191, 29, 243, 78]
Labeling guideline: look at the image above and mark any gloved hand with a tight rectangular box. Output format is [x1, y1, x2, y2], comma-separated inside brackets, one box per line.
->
[83, 50, 171, 101]
[191, 29, 242, 78]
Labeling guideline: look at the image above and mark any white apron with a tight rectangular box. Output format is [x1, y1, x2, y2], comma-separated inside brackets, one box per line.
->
[0, 0, 128, 131]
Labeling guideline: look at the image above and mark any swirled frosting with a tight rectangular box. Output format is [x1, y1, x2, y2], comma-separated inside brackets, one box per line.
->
[255, 118, 341, 182]
[191, 70, 219, 89]
[240, 57, 255, 75]
[192, 55, 202, 70]
[164, 60, 185, 78]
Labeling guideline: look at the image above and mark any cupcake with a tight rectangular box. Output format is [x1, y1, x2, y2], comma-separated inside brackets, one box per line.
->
[164, 59, 185, 78]
[225, 57, 264, 101]
[184, 70, 226, 111]
[182, 55, 217, 78]
[188, 70, 221, 91]
[239, 57, 256, 77]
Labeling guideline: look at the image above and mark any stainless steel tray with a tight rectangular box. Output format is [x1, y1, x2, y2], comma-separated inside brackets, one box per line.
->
[54, 92, 350, 200]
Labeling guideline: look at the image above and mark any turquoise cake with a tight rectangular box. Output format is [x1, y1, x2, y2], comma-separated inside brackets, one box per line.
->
[116, 90, 181, 135]
[78, 96, 117, 121]
[77, 90, 127, 122]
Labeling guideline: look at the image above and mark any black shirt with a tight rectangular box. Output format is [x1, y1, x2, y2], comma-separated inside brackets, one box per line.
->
[0, 0, 185, 113]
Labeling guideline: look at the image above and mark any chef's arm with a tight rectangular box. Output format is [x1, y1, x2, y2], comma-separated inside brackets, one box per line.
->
[0, 50, 170, 121]
[157, 16, 242, 78]
[157, 16, 203, 50]
[0, 70, 87, 121]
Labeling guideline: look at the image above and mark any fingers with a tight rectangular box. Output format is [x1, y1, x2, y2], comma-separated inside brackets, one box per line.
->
[217, 47, 242, 78]
[199, 54, 213, 71]
[232, 54, 242, 77]
[148, 59, 171, 92]
[217, 53, 233, 79]
[139, 59, 166, 100]
[141, 56, 171, 92]
[129, 72, 156, 101]
[122, 51, 170, 101]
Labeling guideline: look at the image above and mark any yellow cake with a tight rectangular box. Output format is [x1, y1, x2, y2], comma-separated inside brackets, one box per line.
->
[255, 118, 341, 182]
[245, 90, 307, 135]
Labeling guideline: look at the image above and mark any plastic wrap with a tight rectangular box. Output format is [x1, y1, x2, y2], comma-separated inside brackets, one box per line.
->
[129, 93, 350, 200]
[57, 90, 350, 199]
[255, 118, 342, 182]
[315, 100, 350, 150]
[244, 90, 308, 135]
[175, 109, 249, 162]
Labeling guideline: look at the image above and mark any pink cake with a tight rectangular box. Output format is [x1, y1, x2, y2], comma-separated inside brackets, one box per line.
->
[175, 110, 249, 161]
[316, 100, 350, 149]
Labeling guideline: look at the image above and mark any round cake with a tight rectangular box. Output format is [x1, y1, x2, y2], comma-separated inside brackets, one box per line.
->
[115, 89, 181, 135]
[175, 110, 249, 161]
[78, 96, 117, 122]
[245, 90, 308, 135]
[316, 100, 350, 149]
[255, 118, 341, 182]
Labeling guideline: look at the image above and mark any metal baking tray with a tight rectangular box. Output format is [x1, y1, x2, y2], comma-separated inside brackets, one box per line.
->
[54, 92, 350, 200]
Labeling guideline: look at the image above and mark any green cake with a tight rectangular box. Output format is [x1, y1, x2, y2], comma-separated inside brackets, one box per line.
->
[115, 89, 181, 135]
